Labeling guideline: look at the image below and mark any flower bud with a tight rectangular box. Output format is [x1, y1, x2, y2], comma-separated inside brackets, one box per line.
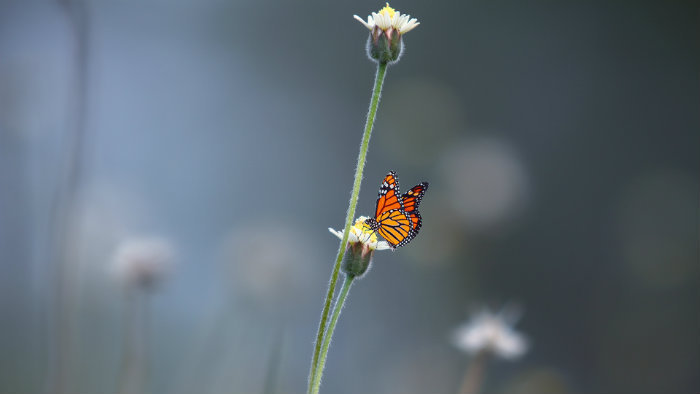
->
[341, 239, 375, 278]
[367, 27, 403, 64]
[111, 237, 174, 290]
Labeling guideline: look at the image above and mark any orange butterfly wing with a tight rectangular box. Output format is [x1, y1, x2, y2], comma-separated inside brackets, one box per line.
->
[401, 182, 429, 233]
[375, 209, 413, 248]
[374, 171, 403, 218]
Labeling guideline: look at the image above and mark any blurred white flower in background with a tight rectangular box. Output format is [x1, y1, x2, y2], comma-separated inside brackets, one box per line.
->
[440, 136, 529, 232]
[111, 237, 174, 289]
[452, 306, 528, 360]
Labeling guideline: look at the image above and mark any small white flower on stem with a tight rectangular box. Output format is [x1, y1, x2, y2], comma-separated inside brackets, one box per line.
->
[452, 307, 528, 360]
[329, 216, 391, 278]
[353, 3, 420, 64]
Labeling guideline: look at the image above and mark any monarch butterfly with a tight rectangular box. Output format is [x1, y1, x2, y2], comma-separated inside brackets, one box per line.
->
[365, 171, 429, 249]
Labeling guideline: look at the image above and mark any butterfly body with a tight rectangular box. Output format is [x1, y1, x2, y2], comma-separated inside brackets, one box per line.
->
[365, 171, 428, 249]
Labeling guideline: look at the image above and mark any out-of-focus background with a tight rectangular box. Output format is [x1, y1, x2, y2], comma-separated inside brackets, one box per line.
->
[1, 1, 698, 393]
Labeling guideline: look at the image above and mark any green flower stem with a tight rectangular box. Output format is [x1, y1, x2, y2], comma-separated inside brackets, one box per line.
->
[310, 275, 355, 394]
[307, 61, 387, 391]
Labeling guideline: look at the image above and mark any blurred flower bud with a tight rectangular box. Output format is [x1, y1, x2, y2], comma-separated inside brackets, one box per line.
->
[452, 306, 528, 360]
[111, 237, 173, 290]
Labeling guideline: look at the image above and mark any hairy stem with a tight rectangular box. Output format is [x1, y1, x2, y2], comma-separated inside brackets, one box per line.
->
[307, 62, 387, 392]
[310, 276, 354, 394]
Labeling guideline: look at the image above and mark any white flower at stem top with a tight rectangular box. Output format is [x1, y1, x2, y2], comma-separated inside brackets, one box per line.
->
[353, 3, 420, 64]
[353, 3, 420, 35]
[452, 307, 528, 360]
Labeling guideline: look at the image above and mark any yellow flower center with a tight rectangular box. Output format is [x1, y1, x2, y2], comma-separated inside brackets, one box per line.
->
[378, 3, 396, 18]
[352, 217, 378, 244]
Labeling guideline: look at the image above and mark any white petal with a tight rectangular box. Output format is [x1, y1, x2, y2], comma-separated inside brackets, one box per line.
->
[395, 14, 408, 28]
[389, 12, 398, 26]
[353, 15, 373, 30]
[374, 13, 391, 30]
[400, 19, 419, 34]
[328, 228, 343, 239]
[375, 241, 392, 250]
[370, 12, 379, 26]
[348, 230, 360, 243]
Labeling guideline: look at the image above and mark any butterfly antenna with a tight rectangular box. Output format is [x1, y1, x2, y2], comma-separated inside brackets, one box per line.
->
[361, 228, 372, 244]
[368, 228, 380, 244]
[360, 224, 378, 244]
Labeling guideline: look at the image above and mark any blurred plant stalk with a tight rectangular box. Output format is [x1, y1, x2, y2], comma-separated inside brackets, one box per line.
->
[309, 274, 355, 394]
[458, 351, 489, 394]
[111, 237, 171, 394]
[47, 1, 91, 393]
[117, 291, 150, 394]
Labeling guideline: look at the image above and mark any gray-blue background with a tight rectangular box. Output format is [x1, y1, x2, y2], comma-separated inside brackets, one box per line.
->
[1, 1, 698, 393]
